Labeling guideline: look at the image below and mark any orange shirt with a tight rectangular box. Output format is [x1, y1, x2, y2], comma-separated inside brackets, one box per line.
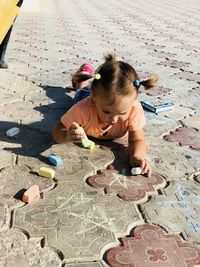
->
[61, 96, 145, 139]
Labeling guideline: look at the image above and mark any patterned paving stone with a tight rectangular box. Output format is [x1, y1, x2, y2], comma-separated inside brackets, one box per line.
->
[0, 126, 53, 156]
[0, 229, 62, 267]
[164, 126, 200, 151]
[0, 149, 14, 169]
[0, 165, 54, 210]
[87, 166, 166, 202]
[182, 113, 200, 130]
[65, 263, 106, 267]
[0, 87, 22, 104]
[48, 143, 115, 172]
[160, 105, 194, 121]
[13, 183, 143, 262]
[145, 86, 173, 96]
[0, 205, 10, 229]
[149, 51, 176, 59]
[106, 224, 200, 267]
[173, 71, 200, 83]
[148, 140, 200, 180]
[141, 180, 200, 242]
[0, 100, 40, 121]
[189, 86, 200, 94]
[158, 59, 191, 68]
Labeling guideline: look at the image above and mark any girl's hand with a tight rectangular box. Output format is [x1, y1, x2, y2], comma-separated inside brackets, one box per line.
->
[130, 157, 152, 178]
[68, 122, 86, 142]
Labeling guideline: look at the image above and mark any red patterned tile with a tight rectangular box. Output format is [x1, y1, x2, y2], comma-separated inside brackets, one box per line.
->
[106, 224, 200, 267]
[158, 60, 191, 68]
[149, 51, 176, 59]
[173, 71, 200, 83]
[87, 167, 166, 202]
[146, 86, 173, 96]
[189, 86, 200, 94]
[164, 127, 200, 151]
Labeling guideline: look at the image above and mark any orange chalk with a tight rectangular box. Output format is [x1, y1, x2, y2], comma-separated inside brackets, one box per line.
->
[22, 185, 40, 203]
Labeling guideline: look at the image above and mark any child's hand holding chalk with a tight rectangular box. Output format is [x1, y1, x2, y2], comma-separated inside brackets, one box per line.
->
[69, 122, 95, 149]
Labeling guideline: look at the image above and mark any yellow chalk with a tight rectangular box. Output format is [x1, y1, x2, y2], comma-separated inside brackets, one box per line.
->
[38, 167, 55, 179]
[76, 126, 95, 149]
[82, 137, 95, 149]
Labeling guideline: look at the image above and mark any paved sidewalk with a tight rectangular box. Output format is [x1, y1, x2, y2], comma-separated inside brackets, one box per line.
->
[0, 0, 200, 266]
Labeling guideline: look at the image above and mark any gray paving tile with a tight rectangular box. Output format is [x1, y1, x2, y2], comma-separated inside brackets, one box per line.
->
[13, 183, 143, 262]
[141, 180, 200, 242]
[0, 229, 62, 267]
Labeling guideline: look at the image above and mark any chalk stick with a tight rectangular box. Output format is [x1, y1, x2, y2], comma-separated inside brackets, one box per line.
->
[48, 154, 63, 166]
[22, 185, 40, 203]
[76, 126, 95, 149]
[131, 167, 142, 175]
[6, 127, 20, 137]
[38, 167, 55, 179]
[81, 137, 95, 149]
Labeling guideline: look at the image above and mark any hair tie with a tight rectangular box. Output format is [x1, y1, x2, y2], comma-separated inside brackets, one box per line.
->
[133, 79, 140, 89]
[94, 73, 101, 80]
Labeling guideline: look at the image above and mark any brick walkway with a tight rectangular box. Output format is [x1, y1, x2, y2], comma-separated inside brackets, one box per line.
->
[0, 0, 200, 266]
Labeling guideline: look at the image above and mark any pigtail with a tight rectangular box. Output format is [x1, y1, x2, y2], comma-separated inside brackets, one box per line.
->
[140, 74, 159, 89]
[104, 53, 116, 62]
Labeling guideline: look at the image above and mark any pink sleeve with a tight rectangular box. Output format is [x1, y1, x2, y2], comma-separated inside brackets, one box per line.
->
[128, 102, 146, 131]
[60, 103, 85, 129]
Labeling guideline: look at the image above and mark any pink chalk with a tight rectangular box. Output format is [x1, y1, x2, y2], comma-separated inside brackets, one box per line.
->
[22, 185, 40, 203]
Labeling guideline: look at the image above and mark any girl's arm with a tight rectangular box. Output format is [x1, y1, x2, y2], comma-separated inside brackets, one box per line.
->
[128, 128, 151, 177]
[52, 121, 86, 144]
[52, 121, 72, 144]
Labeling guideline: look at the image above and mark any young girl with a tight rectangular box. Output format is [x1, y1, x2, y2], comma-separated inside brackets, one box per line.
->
[52, 54, 158, 177]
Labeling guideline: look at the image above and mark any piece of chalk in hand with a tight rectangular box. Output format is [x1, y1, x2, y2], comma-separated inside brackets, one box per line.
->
[6, 127, 20, 137]
[131, 167, 142, 175]
[22, 185, 40, 203]
[39, 167, 55, 179]
[76, 126, 95, 149]
[48, 154, 63, 166]
[82, 137, 95, 149]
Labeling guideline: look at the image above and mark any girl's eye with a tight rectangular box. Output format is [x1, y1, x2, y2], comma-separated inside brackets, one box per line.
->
[103, 110, 111, 114]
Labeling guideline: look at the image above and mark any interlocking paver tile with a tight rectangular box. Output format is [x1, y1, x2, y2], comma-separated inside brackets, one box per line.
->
[0, 126, 53, 156]
[148, 140, 200, 180]
[182, 113, 200, 130]
[65, 263, 106, 267]
[142, 180, 200, 242]
[158, 59, 191, 68]
[0, 205, 10, 229]
[145, 86, 173, 96]
[0, 165, 54, 210]
[106, 224, 200, 267]
[0, 149, 14, 169]
[164, 126, 200, 151]
[0, 229, 62, 267]
[87, 167, 166, 202]
[13, 183, 143, 262]
[189, 86, 200, 94]
[149, 51, 176, 59]
[173, 71, 200, 83]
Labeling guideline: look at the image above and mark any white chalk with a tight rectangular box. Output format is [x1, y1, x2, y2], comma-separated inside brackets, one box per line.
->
[6, 127, 20, 137]
[131, 167, 142, 175]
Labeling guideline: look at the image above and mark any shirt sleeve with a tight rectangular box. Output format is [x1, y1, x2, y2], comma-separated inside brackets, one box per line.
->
[128, 102, 146, 131]
[60, 103, 85, 130]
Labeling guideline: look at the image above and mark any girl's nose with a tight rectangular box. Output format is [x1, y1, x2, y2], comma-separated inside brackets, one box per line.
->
[110, 115, 118, 124]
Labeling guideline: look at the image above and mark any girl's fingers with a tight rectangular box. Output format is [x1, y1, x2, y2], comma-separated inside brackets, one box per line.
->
[71, 122, 80, 129]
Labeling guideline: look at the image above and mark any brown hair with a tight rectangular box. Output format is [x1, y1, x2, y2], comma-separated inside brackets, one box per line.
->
[72, 53, 159, 98]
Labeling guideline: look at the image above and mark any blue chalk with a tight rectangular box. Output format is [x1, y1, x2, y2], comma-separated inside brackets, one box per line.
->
[48, 154, 63, 166]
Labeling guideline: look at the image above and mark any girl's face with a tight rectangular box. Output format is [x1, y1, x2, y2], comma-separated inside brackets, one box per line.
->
[93, 92, 137, 125]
